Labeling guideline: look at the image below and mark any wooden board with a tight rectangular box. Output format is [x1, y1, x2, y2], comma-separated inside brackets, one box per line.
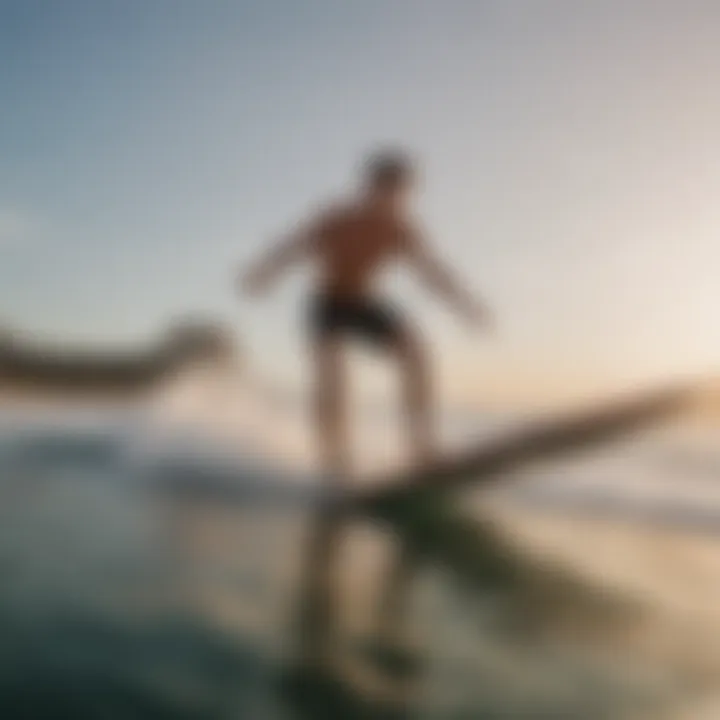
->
[353, 383, 693, 516]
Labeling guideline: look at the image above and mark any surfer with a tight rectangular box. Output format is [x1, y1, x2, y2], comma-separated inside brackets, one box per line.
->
[239, 149, 494, 479]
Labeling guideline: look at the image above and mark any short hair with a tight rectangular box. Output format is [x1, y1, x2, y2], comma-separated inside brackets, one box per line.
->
[364, 149, 415, 188]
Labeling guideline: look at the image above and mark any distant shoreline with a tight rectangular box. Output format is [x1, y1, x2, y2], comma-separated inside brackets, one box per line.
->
[0, 319, 237, 401]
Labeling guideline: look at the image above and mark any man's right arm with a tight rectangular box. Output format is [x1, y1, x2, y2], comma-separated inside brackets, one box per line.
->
[402, 225, 493, 329]
[239, 209, 331, 296]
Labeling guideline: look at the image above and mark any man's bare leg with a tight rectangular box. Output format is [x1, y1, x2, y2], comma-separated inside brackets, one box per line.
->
[295, 338, 349, 665]
[373, 328, 433, 671]
[315, 337, 351, 480]
[399, 327, 434, 465]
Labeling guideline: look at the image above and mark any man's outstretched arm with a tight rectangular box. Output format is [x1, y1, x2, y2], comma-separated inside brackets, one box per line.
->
[404, 228, 494, 329]
[238, 214, 324, 296]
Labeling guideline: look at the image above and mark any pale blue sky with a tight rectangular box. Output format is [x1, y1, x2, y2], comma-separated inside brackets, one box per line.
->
[2, 1, 720, 396]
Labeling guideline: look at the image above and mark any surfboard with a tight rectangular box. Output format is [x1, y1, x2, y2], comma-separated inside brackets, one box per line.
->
[353, 383, 693, 518]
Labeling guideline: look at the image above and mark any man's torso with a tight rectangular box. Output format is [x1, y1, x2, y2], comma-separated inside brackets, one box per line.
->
[314, 204, 409, 299]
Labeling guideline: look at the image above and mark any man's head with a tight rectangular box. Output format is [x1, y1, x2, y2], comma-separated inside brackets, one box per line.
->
[362, 149, 416, 211]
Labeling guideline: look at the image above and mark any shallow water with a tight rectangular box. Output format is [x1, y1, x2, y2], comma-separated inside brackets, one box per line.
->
[0, 402, 718, 718]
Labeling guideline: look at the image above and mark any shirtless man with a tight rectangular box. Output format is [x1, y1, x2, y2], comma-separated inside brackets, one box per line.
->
[240, 150, 493, 479]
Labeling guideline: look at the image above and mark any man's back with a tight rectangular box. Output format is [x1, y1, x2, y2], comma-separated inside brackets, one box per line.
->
[314, 203, 409, 299]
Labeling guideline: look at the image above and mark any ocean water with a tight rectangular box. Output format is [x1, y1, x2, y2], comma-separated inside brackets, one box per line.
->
[0, 390, 719, 719]
[0, 402, 310, 719]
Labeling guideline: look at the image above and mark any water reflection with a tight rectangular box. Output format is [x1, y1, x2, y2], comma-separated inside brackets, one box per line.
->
[0, 399, 717, 719]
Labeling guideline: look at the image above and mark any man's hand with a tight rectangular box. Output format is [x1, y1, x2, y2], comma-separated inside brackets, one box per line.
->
[464, 301, 496, 335]
[237, 267, 270, 298]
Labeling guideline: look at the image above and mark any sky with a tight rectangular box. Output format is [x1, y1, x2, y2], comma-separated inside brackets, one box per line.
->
[2, 0, 720, 401]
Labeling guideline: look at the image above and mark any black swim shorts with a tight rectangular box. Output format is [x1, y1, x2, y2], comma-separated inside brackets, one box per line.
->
[308, 293, 404, 348]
